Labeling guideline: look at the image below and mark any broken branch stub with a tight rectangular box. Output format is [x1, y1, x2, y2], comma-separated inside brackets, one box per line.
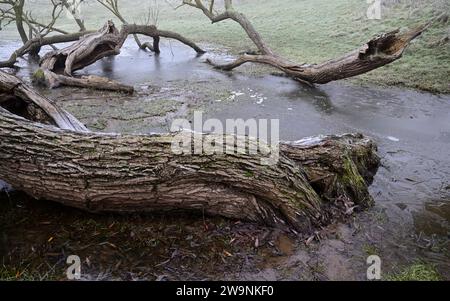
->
[34, 21, 205, 92]
[187, 0, 430, 84]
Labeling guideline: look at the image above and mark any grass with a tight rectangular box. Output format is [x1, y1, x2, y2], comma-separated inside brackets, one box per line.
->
[1, 0, 448, 93]
[362, 244, 380, 256]
[0, 1, 448, 93]
[386, 262, 442, 281]
[0, 263, 62, 281]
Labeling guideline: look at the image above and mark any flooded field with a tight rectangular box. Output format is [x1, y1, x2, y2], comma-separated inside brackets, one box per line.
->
[0, 40, 449, 280]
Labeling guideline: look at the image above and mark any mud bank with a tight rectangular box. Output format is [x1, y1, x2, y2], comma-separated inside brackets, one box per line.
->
[0, 40, 449, 280]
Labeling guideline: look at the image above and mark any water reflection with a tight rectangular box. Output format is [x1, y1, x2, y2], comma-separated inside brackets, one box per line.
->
[100, 56, 116, 76]
[0, 37, 449, 280]
[281, 83, 335, 114]
[413, 200, 450, 237]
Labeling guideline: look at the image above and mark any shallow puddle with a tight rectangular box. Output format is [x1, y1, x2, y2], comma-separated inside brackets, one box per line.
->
[0, 39, 449, 280]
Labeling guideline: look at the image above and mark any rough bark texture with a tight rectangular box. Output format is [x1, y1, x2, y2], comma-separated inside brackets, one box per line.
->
[35, 21, 205, 92]
[12, 0, 28, 45]
[185, 0, 430, 84]
[207, 25, 430, 84]
[0, 31, 95, 69]
[0, 20, 204, 92]
[281, 136, 379, 207]
[0, 72, 380, 233]
[0, 71, 87, 131]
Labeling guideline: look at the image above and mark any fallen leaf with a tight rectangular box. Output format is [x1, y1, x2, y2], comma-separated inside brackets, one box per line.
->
[223, 250, 233, 257]
[305, 235, 315, 246]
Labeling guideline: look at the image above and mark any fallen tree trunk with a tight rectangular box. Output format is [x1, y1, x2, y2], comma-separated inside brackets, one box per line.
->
[207, 25, 430, 84]
[40, 71, 135, 94]
[0, 71, 88, 131]
[1, 21, 204, 92]
[184, 0, 430, 84]
[35, 21, 205, 92]
[0, 31, 94, 69]
[281, 135, 380, 207]
[0, 72, 380, 233]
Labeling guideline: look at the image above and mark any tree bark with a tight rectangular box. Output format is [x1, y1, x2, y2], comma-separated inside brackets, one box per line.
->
[0, 31, 94, 69]
[0, 71, 88, 131]
[12, 0, 28, 45]
[0, 72, 380, 233]
[34, 21, 205, 92]
[185, 0, 430, 84]
[207, 25, 431, 84]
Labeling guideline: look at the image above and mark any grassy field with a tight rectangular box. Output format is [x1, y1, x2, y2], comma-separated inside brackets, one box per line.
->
[1, 0, 449, 92]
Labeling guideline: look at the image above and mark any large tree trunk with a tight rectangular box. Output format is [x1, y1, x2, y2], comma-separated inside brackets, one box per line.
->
[0, 71, 380, 233]
[0, 31, 94, 69]
[185, 0, 430, 85]
[12, 0, 28, 45]
[0, 21, 204, 93]
[34, 21, 205, 92]
[0, 72, 88, 131]
[207, 25, 430, 84]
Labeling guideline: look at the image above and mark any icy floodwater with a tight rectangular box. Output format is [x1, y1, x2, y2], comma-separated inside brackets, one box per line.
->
[0, 39, 449, 280]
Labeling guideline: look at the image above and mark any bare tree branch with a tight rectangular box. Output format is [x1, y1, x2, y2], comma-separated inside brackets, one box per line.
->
[61, 0, 86, 31]
[183, 0, 431, 85]
[0, 31, 93, 68]
[0, 2, 204, 70]
[31, 21, 204, 92]
[96, 0, 159, 52]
